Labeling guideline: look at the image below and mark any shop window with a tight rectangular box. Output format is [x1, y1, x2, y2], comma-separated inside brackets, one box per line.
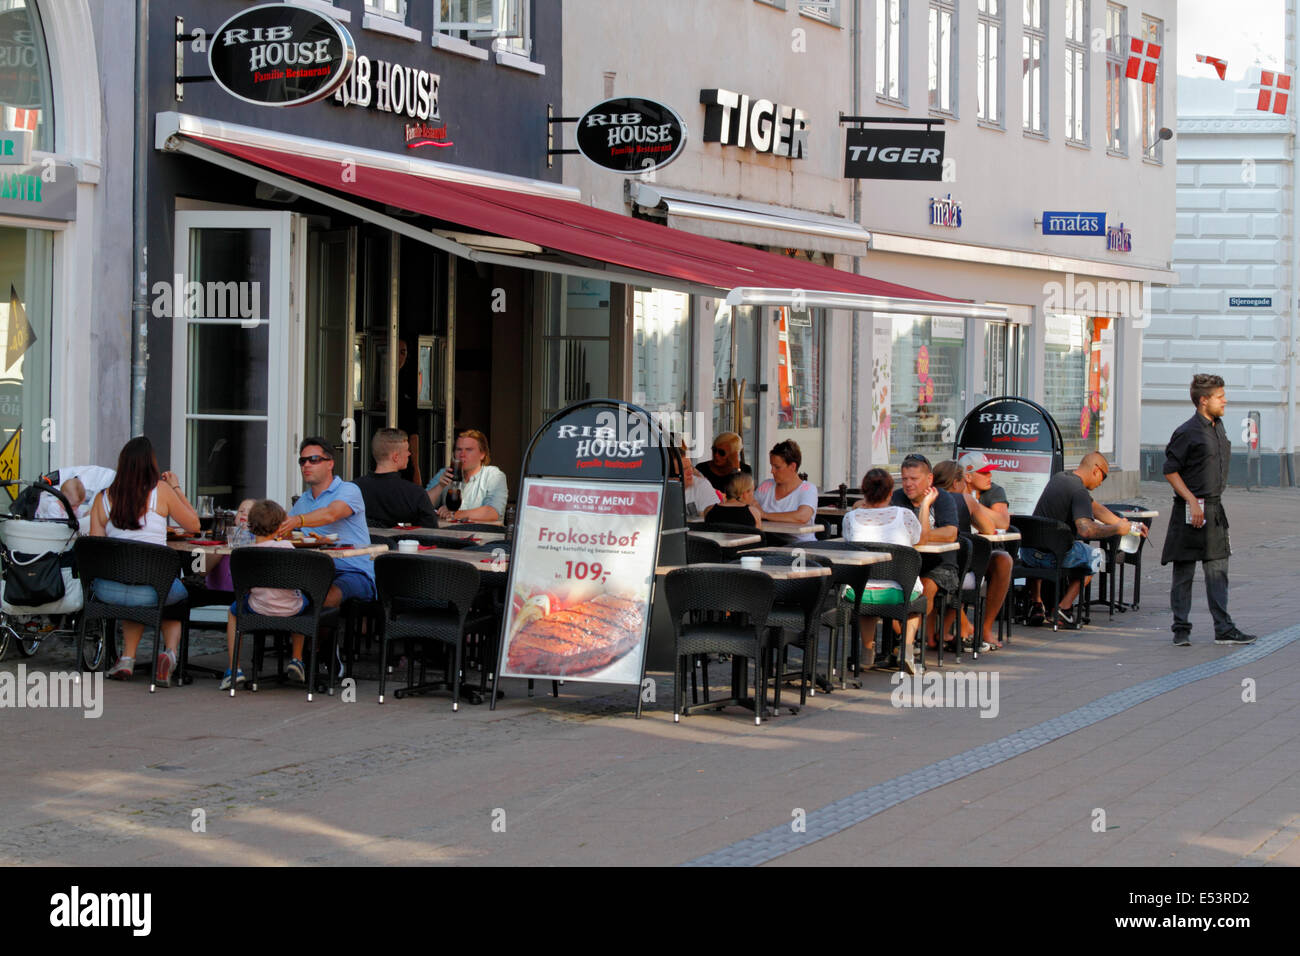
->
[976, 0, 1002, 126]
[632, 288, 691, 415]
[1044, 314, 1114, 461]
[0, 226, 52, 480]
[540, 277, 611, 420]
[875, 0, 905, 104]
[778, 308, 822, 429]
[889, 315, 965, 466]
[0, 1, 54, 152]
[1105, 4, 1127, 154]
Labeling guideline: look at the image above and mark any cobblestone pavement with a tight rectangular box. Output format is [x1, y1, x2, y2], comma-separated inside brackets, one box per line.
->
[2, 482, 1298, 866]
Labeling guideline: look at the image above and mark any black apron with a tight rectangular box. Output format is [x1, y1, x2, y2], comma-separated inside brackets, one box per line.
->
[1161, 495, 1230, 565]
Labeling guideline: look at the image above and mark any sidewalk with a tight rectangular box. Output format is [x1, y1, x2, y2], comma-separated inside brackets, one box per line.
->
[2, 482, 1298, 866]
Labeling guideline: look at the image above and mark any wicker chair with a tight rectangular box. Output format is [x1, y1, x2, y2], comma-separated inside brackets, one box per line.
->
[837, 542, 926, 678]
[228, 548, 341, 700]
[374, 553, 493, 709]
[664, 566, 774, 725]
[74, 538, 189, 693]
[1010, 514, 1089, 632]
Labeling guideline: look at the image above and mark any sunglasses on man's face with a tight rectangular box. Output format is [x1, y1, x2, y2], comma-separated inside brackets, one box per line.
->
[1096, 465, 1108, 482]
[299, 455, 332, 466]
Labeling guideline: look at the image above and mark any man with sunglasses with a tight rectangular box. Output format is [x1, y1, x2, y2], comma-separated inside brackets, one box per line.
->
[1022, 451, 1140, 626]
[274, 437, 377, 682]
[696, 431, 752, 493]
[890, 453, 961, 650]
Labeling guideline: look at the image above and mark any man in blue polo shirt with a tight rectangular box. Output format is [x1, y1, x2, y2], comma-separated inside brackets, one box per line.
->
[274, 436, 376, 683]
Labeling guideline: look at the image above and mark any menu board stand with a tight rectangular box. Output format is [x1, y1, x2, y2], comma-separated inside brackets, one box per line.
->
[491, 400, 674, 717]
[954, 396, 1065, 516]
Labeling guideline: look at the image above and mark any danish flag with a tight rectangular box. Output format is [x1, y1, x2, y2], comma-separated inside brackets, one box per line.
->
[1195, 54, 1228, 81]
[1125, 37, 1161, 84]
[4, 107, 38, 131]
[1255, 70, 1291, 114]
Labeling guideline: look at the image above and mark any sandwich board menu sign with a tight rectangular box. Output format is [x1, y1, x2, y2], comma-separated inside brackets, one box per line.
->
[492, 400, 670, 717]
[954, 396, 1064, 516]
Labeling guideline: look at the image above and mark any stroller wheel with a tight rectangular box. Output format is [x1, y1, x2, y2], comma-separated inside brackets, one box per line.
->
[0, 623, 13, 661]
[81, 620, 114, 672]
[15, 631, 40, 656]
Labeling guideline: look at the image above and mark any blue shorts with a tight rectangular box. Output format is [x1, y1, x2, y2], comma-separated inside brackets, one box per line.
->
[1020, 540, 1095, 570]
[333, 569, 377, 604]
[229, 595, 309, 616]
[94, 577, 188, 607]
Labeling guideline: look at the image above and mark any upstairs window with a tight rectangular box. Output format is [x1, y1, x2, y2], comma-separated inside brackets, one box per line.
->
[976, 0, 1003, 125]
[1022, 0, 1047, 135]
[1064, 0, 1088, 145]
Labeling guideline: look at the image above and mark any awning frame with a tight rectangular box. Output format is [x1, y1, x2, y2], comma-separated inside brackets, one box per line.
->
[725, 287, 1010, 321]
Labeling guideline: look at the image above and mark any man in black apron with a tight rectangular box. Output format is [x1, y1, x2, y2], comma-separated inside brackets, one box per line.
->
[1161, 374, 1255, 646]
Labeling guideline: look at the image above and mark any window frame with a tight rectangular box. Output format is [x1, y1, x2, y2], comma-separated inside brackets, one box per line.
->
[928, 0, 957, 117]
[1140, 15, 1164, 163]
[364, 0, 407, 21]
[1022, 0, 1047, 138]
[798, 0, 841, 26]
[976, 0, 1004, 128]
[1105, 3, 1128, 155]
[875, 0, 906, 106]
[1064, 0, 1089, 146]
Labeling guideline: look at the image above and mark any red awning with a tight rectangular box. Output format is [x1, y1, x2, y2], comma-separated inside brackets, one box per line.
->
[188, 135, 958, 303]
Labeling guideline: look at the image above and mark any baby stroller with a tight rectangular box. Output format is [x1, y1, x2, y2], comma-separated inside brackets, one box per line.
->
[0, 480, 84, 662]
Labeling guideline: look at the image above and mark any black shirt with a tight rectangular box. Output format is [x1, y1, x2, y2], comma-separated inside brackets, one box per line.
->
[696, 459, 753, 493]
[979, 482, 1009, 511]
[353, 471, 438, 528]
[890, 487, 958, 567]
[948, 490, 972, 536]
[1163, 413, 1230, 498]
[701, 502, 758, 529]
[1032, 471, 1094, 535]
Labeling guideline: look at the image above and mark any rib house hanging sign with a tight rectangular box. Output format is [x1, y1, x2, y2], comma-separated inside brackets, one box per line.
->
[208, 3, 355, 107]
[575, 97, 687, 174]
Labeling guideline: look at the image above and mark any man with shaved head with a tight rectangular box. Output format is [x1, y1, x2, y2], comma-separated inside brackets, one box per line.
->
[1020, 452, 1145, 627]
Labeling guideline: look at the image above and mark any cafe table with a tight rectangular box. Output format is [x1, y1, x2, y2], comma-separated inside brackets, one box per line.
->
[687, 530, 762, 549]
[975, 531, 1021, 543]
[168, 538, 388, 575]
[685, 517, 824, 536]
[915, 542, 961, 554]
[369, 525, 507, 544]
[1109, 507, 1159, 519]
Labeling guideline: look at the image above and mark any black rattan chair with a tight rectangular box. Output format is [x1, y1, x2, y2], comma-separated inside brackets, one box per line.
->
[726, 549, 831, 711]
[801, 540, 883, 690]
[664, 566, 774, 725]
[686, 536, 725, 565]
[1010, 514, 1088, 632]
[839, 542, 926, 680]
[74, 538, 189, 693]
[374, 553, 492, 709]
[229, 548, 340, 700]
[933, 536, 973, 666]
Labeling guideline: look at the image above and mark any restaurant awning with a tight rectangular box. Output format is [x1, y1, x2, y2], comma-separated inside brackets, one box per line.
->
[156, 112, 995, 315]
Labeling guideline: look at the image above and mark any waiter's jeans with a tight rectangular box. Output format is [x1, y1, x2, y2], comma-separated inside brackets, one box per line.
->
[1170, 559, 1234, 637]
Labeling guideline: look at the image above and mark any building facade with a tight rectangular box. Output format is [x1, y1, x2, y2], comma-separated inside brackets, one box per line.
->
[562, 0, 1179, 501]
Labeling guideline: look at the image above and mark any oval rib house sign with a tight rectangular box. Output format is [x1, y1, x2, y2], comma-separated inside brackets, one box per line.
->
[208, 3, 355, 107]
[575, 97, 687, 174]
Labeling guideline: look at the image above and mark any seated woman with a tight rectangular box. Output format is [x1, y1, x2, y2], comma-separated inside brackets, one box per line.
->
[426, 429, 508, 523]
[701, 473, 761, 528]
[220, 499, 306, 691]
[753, 439, 818, 543]
[91, 436, 200, 685]
[842, 468, 924, 675]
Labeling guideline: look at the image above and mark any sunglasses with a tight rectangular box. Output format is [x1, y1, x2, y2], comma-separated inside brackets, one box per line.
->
[902, 454, 931, 466]
[712, 446, 728, 455]
[1096, 465, 1108, 482]
[298, 455, 333, 466]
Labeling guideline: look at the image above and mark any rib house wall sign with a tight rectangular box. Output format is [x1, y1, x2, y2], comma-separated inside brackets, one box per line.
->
[208, 3, 355, 107]
[700, 88, 809, 158]
[331, 54, 441, 121]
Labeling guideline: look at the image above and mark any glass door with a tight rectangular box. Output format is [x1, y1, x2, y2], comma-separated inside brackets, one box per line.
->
[711, 302, 760, 471]
[172, 211, 298, 507]
[305, 227, 356, 477]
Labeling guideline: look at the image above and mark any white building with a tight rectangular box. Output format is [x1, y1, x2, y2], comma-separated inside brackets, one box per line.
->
[562, 0, 1179, 499]
[1142, 10, 1298, 486]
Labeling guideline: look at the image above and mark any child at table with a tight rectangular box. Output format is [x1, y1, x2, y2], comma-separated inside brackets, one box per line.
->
[221, 499, 306, 690]
[701, 473, 762, 528]
[204, 498, 256, 593]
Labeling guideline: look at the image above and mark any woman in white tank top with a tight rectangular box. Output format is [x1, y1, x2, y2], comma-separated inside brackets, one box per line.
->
[90, 437, 199, 684]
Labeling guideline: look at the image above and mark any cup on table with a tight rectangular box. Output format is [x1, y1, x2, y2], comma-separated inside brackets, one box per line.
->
[739, 556, 762, 571]
[397, 539, 419, 554]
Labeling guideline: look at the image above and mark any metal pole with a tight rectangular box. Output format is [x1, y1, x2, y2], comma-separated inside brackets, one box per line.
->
[1287, 0, 1298, 485]
[849, 0, 862, 478]
[130, 0, 150, 438]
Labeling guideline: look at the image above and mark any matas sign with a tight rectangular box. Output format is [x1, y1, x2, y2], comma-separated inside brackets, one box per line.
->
[209, 3, 354, 107]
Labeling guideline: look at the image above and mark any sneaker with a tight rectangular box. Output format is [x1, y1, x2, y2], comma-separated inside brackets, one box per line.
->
[1026, 603, 1047, 627]
[1055, 607, 1078, 628]
[286, 658, 306, 684]
[963, 638, 992, 653]
[219, 668, 246, 691]
[1172, 632, 1191, 647]
[107, 656, 134, 680]
[1214, 629, 1257, 646]
[155, 649, 176, 688]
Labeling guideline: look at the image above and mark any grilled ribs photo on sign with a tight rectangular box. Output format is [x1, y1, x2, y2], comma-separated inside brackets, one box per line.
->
[506, 593, 645, 676]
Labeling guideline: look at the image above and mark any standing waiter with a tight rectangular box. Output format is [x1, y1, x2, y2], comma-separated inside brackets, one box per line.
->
[1161, 374, 1256, 646]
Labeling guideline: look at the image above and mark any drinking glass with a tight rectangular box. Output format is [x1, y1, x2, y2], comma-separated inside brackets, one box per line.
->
[197, 496, 215, 535]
